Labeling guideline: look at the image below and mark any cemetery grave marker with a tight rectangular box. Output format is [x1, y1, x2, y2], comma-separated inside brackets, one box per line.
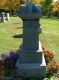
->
[15, 1, 46, 78]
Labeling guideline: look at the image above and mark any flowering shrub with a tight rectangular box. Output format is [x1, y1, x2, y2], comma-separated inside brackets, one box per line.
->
[43, 47, 54, 64]
[43, 47, 59, 77]
[0, 51, 19, 76]
[0, 60, 5, 77]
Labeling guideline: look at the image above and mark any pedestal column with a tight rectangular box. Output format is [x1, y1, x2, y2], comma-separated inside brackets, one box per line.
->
[23, 19, 39, 50]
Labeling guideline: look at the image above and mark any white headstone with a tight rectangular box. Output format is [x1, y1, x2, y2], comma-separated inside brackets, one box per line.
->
[6, 13, 10, 20]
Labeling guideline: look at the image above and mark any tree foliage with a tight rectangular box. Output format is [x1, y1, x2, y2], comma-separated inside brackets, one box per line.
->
[0, 0, 41, 11]
[52, 1, 59, 18]
[41, 0, 53, 17]
[52, 1, 59, 12]
[32, 0, 41, 4]
[0, 0, 6, 9]
[0, 0, 20, 12]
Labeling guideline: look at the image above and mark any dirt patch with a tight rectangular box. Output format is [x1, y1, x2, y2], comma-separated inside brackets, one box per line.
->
[5, 22, 23, 35]
[5, 27, 16, 35]
[12, 22, 23, 29]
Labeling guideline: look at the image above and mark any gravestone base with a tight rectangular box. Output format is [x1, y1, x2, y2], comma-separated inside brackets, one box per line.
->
[15, 58, 46, 78]
[16, 63, 46, 78]
[15, 41, 46, 78]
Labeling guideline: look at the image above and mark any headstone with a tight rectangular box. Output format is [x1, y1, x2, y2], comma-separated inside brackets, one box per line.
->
[6, 13, 10, 21]
[1, 12, 6, 22]
[15, 1, 46, 78]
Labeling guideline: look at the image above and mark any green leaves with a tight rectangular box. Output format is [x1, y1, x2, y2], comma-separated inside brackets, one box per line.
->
[0, 0, 20, 11]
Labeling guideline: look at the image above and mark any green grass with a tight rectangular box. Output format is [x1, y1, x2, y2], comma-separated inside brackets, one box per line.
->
[0, 17, 23, 54]
[40, 18, 59, 63]
[43, 77, 59, 80]
[0, 17, 59, 63]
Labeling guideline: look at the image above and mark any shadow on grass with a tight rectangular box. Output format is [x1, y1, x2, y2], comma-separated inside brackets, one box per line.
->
[16, 26, 23, 29]
[13, 34, 23, 38]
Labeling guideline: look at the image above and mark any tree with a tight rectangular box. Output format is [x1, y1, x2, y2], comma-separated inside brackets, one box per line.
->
[32, 0, 41, 4]
[0, 0, 20, 12]
[41, 0, 53, 17]
[6, 0, 20, 11]
[52, 1, 59, 18]
[0, 0, 6, 9]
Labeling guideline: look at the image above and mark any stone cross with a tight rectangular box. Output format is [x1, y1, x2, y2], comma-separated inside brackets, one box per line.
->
[15, 1, 46, 78]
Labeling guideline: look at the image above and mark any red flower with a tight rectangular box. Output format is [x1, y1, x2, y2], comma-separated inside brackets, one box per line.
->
[56, 64, 59, 70]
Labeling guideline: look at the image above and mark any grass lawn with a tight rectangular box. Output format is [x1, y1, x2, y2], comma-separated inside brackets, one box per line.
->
[0, 17, 23, 55]
[40, 18, 59, 63]
[0, 17, 59, 64]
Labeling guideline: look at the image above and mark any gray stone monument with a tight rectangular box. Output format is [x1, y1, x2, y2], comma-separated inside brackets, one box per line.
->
[6, 13, 10, 21]
[15, 1, 46, 78]
[1, 12, 6, 22]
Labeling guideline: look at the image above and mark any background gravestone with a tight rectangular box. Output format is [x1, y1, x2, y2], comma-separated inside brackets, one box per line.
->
[6, 13, 10, 21]
[1, 12, 6, 22]
[15, 1, 46, 78]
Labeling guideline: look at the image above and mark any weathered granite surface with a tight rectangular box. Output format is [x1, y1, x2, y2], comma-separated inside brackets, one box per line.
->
[15, 1, 46, 78]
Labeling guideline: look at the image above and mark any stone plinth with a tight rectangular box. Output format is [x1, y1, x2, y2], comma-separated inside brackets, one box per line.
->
[15, 2, 46, 78]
